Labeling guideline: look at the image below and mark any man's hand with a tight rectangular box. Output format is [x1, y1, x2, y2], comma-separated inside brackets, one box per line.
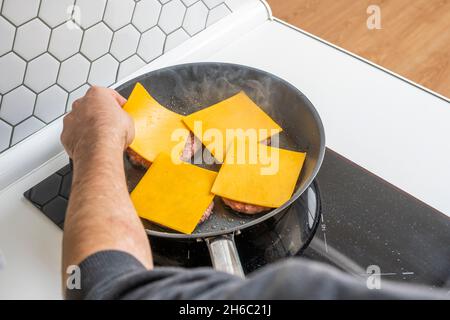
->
[61, 86, 134, 159]
[61, 86, 153, 297]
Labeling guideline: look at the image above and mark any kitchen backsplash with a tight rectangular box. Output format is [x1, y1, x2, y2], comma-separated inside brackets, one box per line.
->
[0, 0, 236, 153]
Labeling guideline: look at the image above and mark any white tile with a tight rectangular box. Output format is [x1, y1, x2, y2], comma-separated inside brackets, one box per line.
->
[104, 0, 135, 31]
[74, 0, 107, 29]
[181, 0, 197, 6]
[137, 26, 165, 62]
[0, 16, 14, 56]
[88, 54, 119, 87]
[0, 53, 26, 94]
[34, 85, 68, 123]
[183, 1, 208, 36]
[206, 3, 230, 26]
[158, 0, 186, 34]
[2, 0, 40, 26]
[132, 0, 161, 32]
[14, 19, 51, 61]
[57, 54, 90, 91]
[204, 0, 223, 9]
[24, 54, 60, 93]
[39, 0, 74, 28]
[49, 23, 83, 61]
[164, 28, 189, 52]
[0, 86, 35, 125]
[117, 55, 145, 80]
[110, 25, 140, 61]
[11, 116, 44, 145]
[0, 119, 12, 152]
[66, 84, 89, 111]
[80, 22, 113, 61]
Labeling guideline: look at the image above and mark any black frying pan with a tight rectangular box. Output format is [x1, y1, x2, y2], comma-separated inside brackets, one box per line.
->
[116, 62, 326, 276]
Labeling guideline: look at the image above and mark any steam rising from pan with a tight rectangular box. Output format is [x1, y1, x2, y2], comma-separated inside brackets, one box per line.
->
[116, 62, 325, 236]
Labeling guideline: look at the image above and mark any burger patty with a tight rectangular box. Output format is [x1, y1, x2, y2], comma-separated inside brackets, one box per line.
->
[222, 197, 270, 214]
[220, 137, 272, 214]
[127, 132, 200, 169]
[180, 132, 201, 162]
[199, 201, 214, 223]
[126, 148, 151, 169]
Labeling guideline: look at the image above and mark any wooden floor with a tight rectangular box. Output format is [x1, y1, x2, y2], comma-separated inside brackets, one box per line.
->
[267, 0, 450, 99]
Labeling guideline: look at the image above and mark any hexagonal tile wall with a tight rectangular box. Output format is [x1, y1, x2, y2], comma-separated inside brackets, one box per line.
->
[104, 0, 135, 31]
[2, 0, 40, 26]
[34, 85, 68, 123]
[181, 0, 198, 6]
[0, 0, 234, 153]
[117, 55, 146, 81]
[81, 22, 113, 61]
[132, 0, 161, 32]
[207, 3, 231, 27]
[24, 53, 60, 93]
[165, 29, 189, 52]
[73, 0, 107, 30]
[14, 19, 51, 61]
[57, 54, 90, 92]
[0, 119, 12, 152]
[39, 0, 75, 28]
[0, 16, 15, 56]
[0, 52, 26, 94]
[11, 116, 45, 146]
[110, 24, 140, 62]
[0, 86, 35, 125]
[183, 1, 209, 36]
[137, 26, 165, 63]
[49, 23, 83, 61]
[158, 0, 186, 34]
[88, 54, 119, 87]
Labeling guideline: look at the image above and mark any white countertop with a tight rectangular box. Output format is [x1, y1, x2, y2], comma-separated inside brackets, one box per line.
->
[0, 10, 449, 299]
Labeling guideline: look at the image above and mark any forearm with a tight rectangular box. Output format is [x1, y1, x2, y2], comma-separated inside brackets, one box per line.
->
[62, 140, 153, 276]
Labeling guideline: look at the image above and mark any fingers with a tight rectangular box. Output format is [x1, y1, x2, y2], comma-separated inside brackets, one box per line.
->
[61, 113, 75, 158]
[71, 98, 81, 110]
[110, 89, 127, 106]
[85, 86, 127, 106]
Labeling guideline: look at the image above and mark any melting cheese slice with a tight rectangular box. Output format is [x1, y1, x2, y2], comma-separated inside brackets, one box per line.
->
[182, 91, 282, 162]
[123, 83, 190, 163]
[131, 153, 217, 234]
[211, 140, 306, 208]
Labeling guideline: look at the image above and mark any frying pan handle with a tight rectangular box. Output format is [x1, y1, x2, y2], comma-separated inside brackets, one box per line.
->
[205, 234, 245, 278]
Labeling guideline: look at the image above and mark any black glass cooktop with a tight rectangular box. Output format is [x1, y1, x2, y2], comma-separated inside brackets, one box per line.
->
[24, 148, 450, 290]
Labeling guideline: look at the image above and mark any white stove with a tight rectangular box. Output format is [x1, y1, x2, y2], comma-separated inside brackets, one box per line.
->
[0, 0, 449, 299]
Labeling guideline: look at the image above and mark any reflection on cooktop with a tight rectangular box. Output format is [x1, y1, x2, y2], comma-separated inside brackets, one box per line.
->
[304, 149, 450, 289]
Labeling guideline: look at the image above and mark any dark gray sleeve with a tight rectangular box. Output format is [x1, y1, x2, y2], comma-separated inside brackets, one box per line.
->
[67, 250, 448, 300]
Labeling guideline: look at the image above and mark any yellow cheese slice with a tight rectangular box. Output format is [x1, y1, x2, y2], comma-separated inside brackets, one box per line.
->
[131, 153, 218, 234]
[182, 91, 282, 162]
[211, 139, 306, 208]
[123, 83, 190, 163]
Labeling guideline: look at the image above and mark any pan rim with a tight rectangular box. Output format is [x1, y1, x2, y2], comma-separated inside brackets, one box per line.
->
[116, 61, 326, 240]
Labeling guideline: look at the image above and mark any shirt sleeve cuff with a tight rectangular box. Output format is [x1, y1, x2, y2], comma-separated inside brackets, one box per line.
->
[65, 250, 146, 300]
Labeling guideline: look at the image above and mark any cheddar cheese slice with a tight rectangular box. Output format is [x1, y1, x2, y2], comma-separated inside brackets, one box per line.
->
[131, 153, 217, 234]
[182, 91, 282, 162]
[211, 140, 306, 208]
[123, 83, 190, 164]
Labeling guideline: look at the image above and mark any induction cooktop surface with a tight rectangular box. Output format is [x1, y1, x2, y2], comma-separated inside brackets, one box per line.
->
[24, 148, 450, 290]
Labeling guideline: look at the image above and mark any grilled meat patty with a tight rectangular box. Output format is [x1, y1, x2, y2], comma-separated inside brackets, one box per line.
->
[199, 201, 214, 223]
[221, 137, 272, 214]
[127, 132, 200, 169]
[222, 197, 269, 214]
